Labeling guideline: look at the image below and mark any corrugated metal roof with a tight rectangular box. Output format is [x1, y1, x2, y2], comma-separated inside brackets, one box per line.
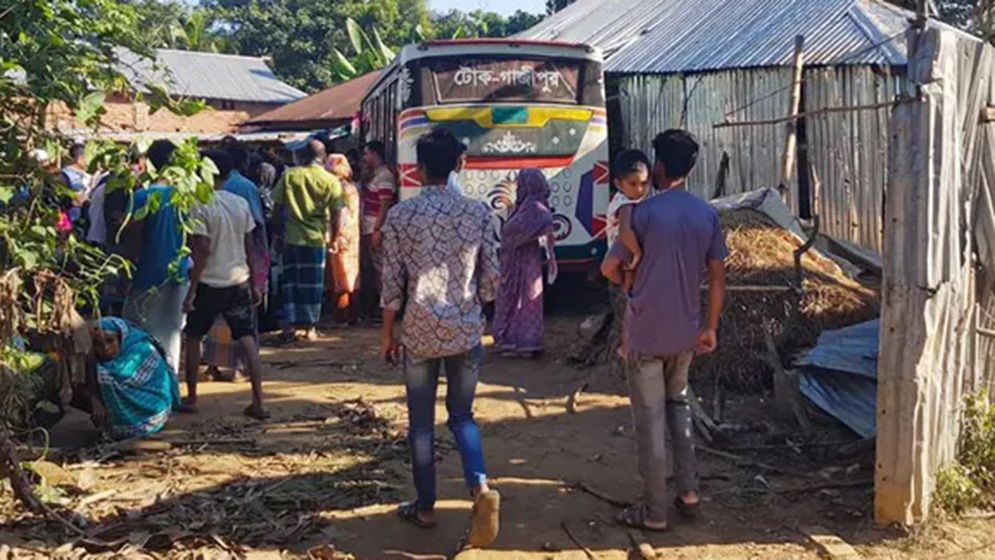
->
[246, 71, 381, 127]
[116, 49, 306, 104]
[521, 0, 916, 73]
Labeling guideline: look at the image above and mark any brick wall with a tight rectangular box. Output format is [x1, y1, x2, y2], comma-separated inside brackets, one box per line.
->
[50, 94, 281, 135]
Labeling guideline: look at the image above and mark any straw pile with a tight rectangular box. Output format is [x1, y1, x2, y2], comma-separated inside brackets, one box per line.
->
[696, 209, 879, 391]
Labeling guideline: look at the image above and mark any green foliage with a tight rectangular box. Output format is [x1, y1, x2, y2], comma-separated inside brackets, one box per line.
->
[127, 0, 228, 52]
[546, 0, 578, 15]
[331, 18, 398, 81]
[0, 1, 211, 383]
[890, 0, 995, 42]
[206, 0, 431, 90]
[173, 9, 227, 53]
[935, 464, 983, 515]
[430, 10, 543, 43]
[202, 0, 543, 90]
[934, 391, 995, 515]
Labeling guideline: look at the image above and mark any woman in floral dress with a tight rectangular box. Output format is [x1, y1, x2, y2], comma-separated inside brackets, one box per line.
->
[325, 154, 361, 325]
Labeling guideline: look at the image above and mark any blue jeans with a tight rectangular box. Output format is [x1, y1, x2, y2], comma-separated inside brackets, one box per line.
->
[404, 345, 487, 512]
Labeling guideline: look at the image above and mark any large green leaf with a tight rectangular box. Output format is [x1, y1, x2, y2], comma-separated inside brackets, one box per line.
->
[19, 249, 38, 271]
[346, 17, 365, 55]
[75, 91, 106, 124]
[371, 27, 395, 65]
[331, 48, 358, 80]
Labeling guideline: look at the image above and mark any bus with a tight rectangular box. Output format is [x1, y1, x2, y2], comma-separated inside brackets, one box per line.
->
[361, 39, 610, 265]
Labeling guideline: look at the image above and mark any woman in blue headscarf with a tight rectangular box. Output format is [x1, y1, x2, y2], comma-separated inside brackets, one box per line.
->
[90, 317, 185, 439]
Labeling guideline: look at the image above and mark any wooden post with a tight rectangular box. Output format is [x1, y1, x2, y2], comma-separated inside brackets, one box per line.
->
[778, 35, 805, 205]
[809, 162, 823, 222]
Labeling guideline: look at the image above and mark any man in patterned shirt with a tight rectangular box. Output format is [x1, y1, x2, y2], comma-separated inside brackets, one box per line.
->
[380, 127, 501, 547]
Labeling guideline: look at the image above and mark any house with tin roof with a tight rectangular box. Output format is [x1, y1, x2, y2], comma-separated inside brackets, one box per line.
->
[51, 49, 306, 136]
[243, 71, 381, 132]
[520, 0, 967, 253]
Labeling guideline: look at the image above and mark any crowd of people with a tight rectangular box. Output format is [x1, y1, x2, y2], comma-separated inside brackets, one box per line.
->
[22, 124, 726, 547]
[27, 136, 410, 434]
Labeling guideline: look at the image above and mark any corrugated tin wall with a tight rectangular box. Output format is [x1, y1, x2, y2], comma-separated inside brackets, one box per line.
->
[876, 26, 994, 524]
[616, 65, 901, 252]
[805, 66, 901, 252]
[618, 69, 795, 203]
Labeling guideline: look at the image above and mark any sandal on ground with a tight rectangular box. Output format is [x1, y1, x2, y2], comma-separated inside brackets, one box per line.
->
[616, 505, 669, 533]
[173, 402, 199, 414]
[397, 501, 436, 529]
[243, 404, 271, 420]
[178, 397, 199, 414]
[468, 490, 501, 548]
[674, 495, 700, 517]
[205, 365, 222, 381]
[219, 369, 249, 384]
[276, 331, 297, 345]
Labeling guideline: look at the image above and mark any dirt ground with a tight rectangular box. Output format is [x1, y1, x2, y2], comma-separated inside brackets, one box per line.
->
[2, 316, 995, 559]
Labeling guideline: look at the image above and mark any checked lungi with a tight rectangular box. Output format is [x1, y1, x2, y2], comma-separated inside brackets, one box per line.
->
[281, 243, 326, 328]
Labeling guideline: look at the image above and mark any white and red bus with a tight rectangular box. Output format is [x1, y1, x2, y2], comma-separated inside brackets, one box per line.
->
[361, 39, 610, 265]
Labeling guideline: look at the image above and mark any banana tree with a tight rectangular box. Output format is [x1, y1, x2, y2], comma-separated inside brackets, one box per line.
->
[331, 18, 397, 81]
[171, 9, 225, 53]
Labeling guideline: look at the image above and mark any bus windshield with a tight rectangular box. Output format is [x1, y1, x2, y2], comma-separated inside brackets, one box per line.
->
[428, 57, 581, 104]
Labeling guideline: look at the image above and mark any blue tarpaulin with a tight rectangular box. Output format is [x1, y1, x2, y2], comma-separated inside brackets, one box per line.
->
[797, 320, 880, 438]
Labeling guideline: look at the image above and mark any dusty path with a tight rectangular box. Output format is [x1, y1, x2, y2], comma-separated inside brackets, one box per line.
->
[3, 318, 995, 559]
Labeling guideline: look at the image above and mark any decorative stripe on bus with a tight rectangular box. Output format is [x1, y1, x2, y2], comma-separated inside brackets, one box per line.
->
[424, 107, 595, 129]
[398, 156, 574, 188]
[463, 156, 574, 169]
[400, 117, 430, 131]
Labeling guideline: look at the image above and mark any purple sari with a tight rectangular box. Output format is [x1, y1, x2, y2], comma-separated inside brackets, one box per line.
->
[493, 169, 554, 353]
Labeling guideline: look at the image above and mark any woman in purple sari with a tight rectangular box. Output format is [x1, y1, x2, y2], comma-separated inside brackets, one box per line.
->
[493, 169, 556, 357]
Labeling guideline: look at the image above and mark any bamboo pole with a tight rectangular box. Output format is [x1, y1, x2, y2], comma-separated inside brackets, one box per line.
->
[778, 35, 806, 205]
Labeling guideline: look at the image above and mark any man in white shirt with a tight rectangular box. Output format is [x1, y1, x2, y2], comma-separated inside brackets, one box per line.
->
[182, 150, 269, 420]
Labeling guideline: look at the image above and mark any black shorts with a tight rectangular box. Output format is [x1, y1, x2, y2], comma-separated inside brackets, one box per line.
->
[184, 282, 256, 340]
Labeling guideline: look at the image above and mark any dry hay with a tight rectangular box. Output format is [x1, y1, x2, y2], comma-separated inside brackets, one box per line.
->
[695, 209, 879, 392]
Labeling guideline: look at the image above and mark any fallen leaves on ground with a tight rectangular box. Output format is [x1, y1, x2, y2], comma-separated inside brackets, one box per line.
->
[0, 399, 400, 558]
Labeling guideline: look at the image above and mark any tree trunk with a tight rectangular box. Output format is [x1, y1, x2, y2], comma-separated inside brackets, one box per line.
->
[0, 428, 42, 512]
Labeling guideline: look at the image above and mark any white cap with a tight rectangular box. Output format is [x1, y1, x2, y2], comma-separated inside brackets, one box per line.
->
[29, 149, 51, 165]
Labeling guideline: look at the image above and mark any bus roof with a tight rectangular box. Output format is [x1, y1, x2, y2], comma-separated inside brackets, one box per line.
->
[404, 39, 602, 63]
[365, 39, 603, 99]
[421, 38, 590, 50]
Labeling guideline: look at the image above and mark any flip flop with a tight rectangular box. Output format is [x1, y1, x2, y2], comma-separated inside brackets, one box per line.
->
[173, 402, 199, 414]
[275, 331, 297, 345]
[468, 490, 501, 548]
[616, 505, 669, 533]
[397, 501, 436, 529]
[243, 404, 271, 421]
[674, 496, 700, 518]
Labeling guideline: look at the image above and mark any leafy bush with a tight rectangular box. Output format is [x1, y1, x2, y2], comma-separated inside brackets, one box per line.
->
[1, 1, 213, 436]
[934, 391, 995, 514]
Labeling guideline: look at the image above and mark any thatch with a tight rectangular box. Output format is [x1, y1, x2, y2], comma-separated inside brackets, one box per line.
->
[695, 209, 879, 391]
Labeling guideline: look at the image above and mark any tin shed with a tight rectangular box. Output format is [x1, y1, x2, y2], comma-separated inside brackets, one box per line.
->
[521, 0, 935, 252]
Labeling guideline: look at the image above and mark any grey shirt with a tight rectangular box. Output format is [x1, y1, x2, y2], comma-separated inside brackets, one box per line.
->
[609, 188, 728, 358]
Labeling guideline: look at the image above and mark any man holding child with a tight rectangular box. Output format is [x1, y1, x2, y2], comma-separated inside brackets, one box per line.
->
[602, 129, 728, 532]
